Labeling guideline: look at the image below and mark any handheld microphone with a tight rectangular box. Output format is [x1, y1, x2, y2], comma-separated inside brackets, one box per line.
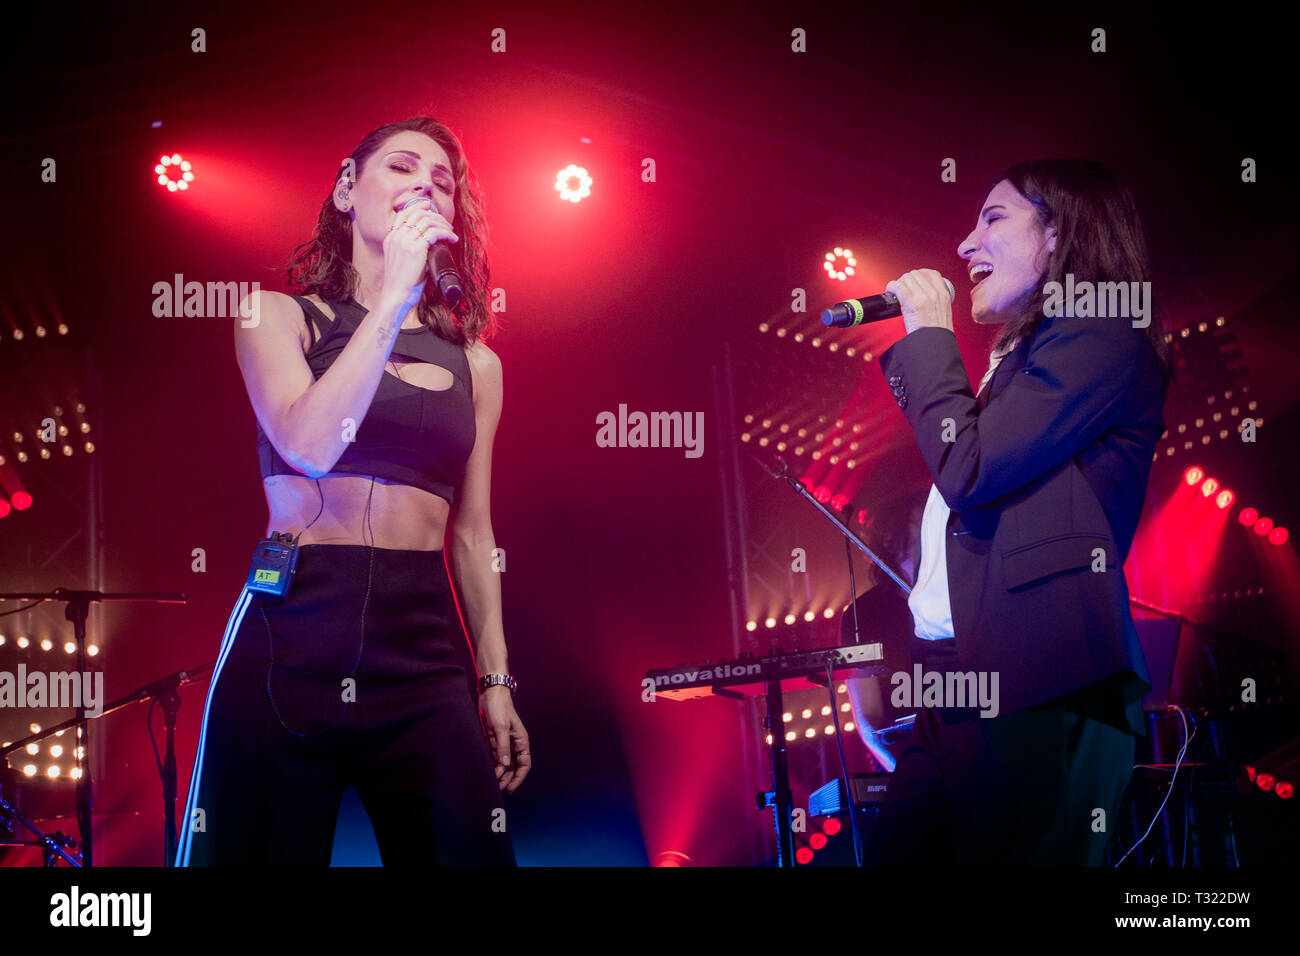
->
[821, 278, 955, 328]
[399, 196, 464, 307]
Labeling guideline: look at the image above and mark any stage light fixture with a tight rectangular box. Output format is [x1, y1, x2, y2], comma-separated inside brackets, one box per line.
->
[555, 164, 592, 203]
[823, 247, 856, 282]
[1239, 507, 1259, 526]
[1254, 517, 1274, 536]
[1268, 526, 1289, 546]
[1200, 477, 1219, 497]
[1183, 465, 1204, 486]
[155, 153, 195, 192]
[1216, 489, 1235, 509]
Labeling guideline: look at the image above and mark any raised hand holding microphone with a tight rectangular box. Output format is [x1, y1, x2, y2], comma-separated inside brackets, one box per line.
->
[822, 271, 956, 333]
[381, 195, 461, 310]
[885, 269, 956, 335]
[400, 195, 463, 306]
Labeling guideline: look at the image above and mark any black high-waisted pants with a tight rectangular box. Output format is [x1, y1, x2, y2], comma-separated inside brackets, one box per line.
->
[175, 544, 515, 866]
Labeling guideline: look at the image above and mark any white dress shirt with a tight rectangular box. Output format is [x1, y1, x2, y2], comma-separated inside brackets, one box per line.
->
[906, 342, 1019, 641]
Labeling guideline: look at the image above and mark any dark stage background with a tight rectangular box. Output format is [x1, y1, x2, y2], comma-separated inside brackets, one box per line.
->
[2, 2, 1296, 866]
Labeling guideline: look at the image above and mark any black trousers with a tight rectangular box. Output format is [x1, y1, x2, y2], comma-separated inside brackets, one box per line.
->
[176, 544, 515, 866]
[863, 640, 1136, 866]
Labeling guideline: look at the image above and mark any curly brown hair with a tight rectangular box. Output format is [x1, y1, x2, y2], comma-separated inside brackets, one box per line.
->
[285, 116, 496, 346]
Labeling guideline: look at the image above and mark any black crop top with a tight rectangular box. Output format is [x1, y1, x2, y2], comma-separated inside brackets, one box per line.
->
[255, 295, 476, 506]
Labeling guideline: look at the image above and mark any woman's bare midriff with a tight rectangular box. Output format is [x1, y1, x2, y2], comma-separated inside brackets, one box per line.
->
[263, 473, 451, 551]
[258, 292, 457, 551]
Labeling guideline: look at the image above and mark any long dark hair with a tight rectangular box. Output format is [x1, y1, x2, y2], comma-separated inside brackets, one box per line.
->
[986, 160, 1173, 386]
[285, 116, 496, 346]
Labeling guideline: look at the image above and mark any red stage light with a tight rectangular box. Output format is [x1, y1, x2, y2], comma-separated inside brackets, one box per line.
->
[155, 153, 195, 192]
[1256, 773, 1275, 792]
[1246, 765, 1256, 782]
[855, 508, 869, 525]
[823, 247, 857, 282]
[1183, 465, 1204, 486]
[830, 493, 850, 512]
[11, 490, 32, 511]
[795, 846, 814, 864]
[1268, 526, 1289, 546]
[1254, 517, 1274, 536]
[0, 499, 10, 518]
[1215, 489, 1234, 509]
[823, 817, 842, 836]
[554, 164, 592, 203]
[809, 832, 828, 850]
[1239, 507, 1259, 526]
[1200, 477, 1219, 497]
[1277, 782, 1294, 799]
[813, 485, 832, 504]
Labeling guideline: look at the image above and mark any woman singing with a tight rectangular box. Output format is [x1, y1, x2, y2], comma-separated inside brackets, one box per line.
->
[865, 160, 1173, 865]
[176, 117, 527, 866]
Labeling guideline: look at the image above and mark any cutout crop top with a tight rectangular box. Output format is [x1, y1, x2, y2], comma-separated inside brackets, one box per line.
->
[255, 295, 476, 506]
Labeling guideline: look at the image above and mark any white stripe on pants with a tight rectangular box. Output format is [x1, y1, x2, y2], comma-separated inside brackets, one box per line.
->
[173, 586, 255, 867]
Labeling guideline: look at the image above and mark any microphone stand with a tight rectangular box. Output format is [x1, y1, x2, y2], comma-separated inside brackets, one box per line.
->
[0, 586, 186, 866]
[749, 452, 912, 601]
[748, 452, 912, 866]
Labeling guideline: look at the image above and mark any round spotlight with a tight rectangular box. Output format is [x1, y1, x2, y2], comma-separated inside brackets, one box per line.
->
[823, 817, 842, 836]
[822, 247, 857, 282]
[1239, 507, 1259, 527]
[12, 491, 32, 510]
[1215, 489, 1234, 509]
[1254, 517, 1275, 537]
[1200, 477, 1219, 497]
[1268, 526, 1289, 546]
[1183, 465, 1204, 486]
[810, 832, 828, 850]
[795, 846, 815, 864]
[155, 153, 195, 191]
[554, 164, 592, 203]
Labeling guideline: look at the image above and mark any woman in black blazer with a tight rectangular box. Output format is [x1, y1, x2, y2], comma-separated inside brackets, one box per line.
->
[867, 160, 1173, 865]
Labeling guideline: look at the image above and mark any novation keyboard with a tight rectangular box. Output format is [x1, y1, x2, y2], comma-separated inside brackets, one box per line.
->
[646, 642, 887, 701]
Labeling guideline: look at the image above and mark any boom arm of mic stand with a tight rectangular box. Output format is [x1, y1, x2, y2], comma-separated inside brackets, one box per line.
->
[750, 453, 912, 597]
